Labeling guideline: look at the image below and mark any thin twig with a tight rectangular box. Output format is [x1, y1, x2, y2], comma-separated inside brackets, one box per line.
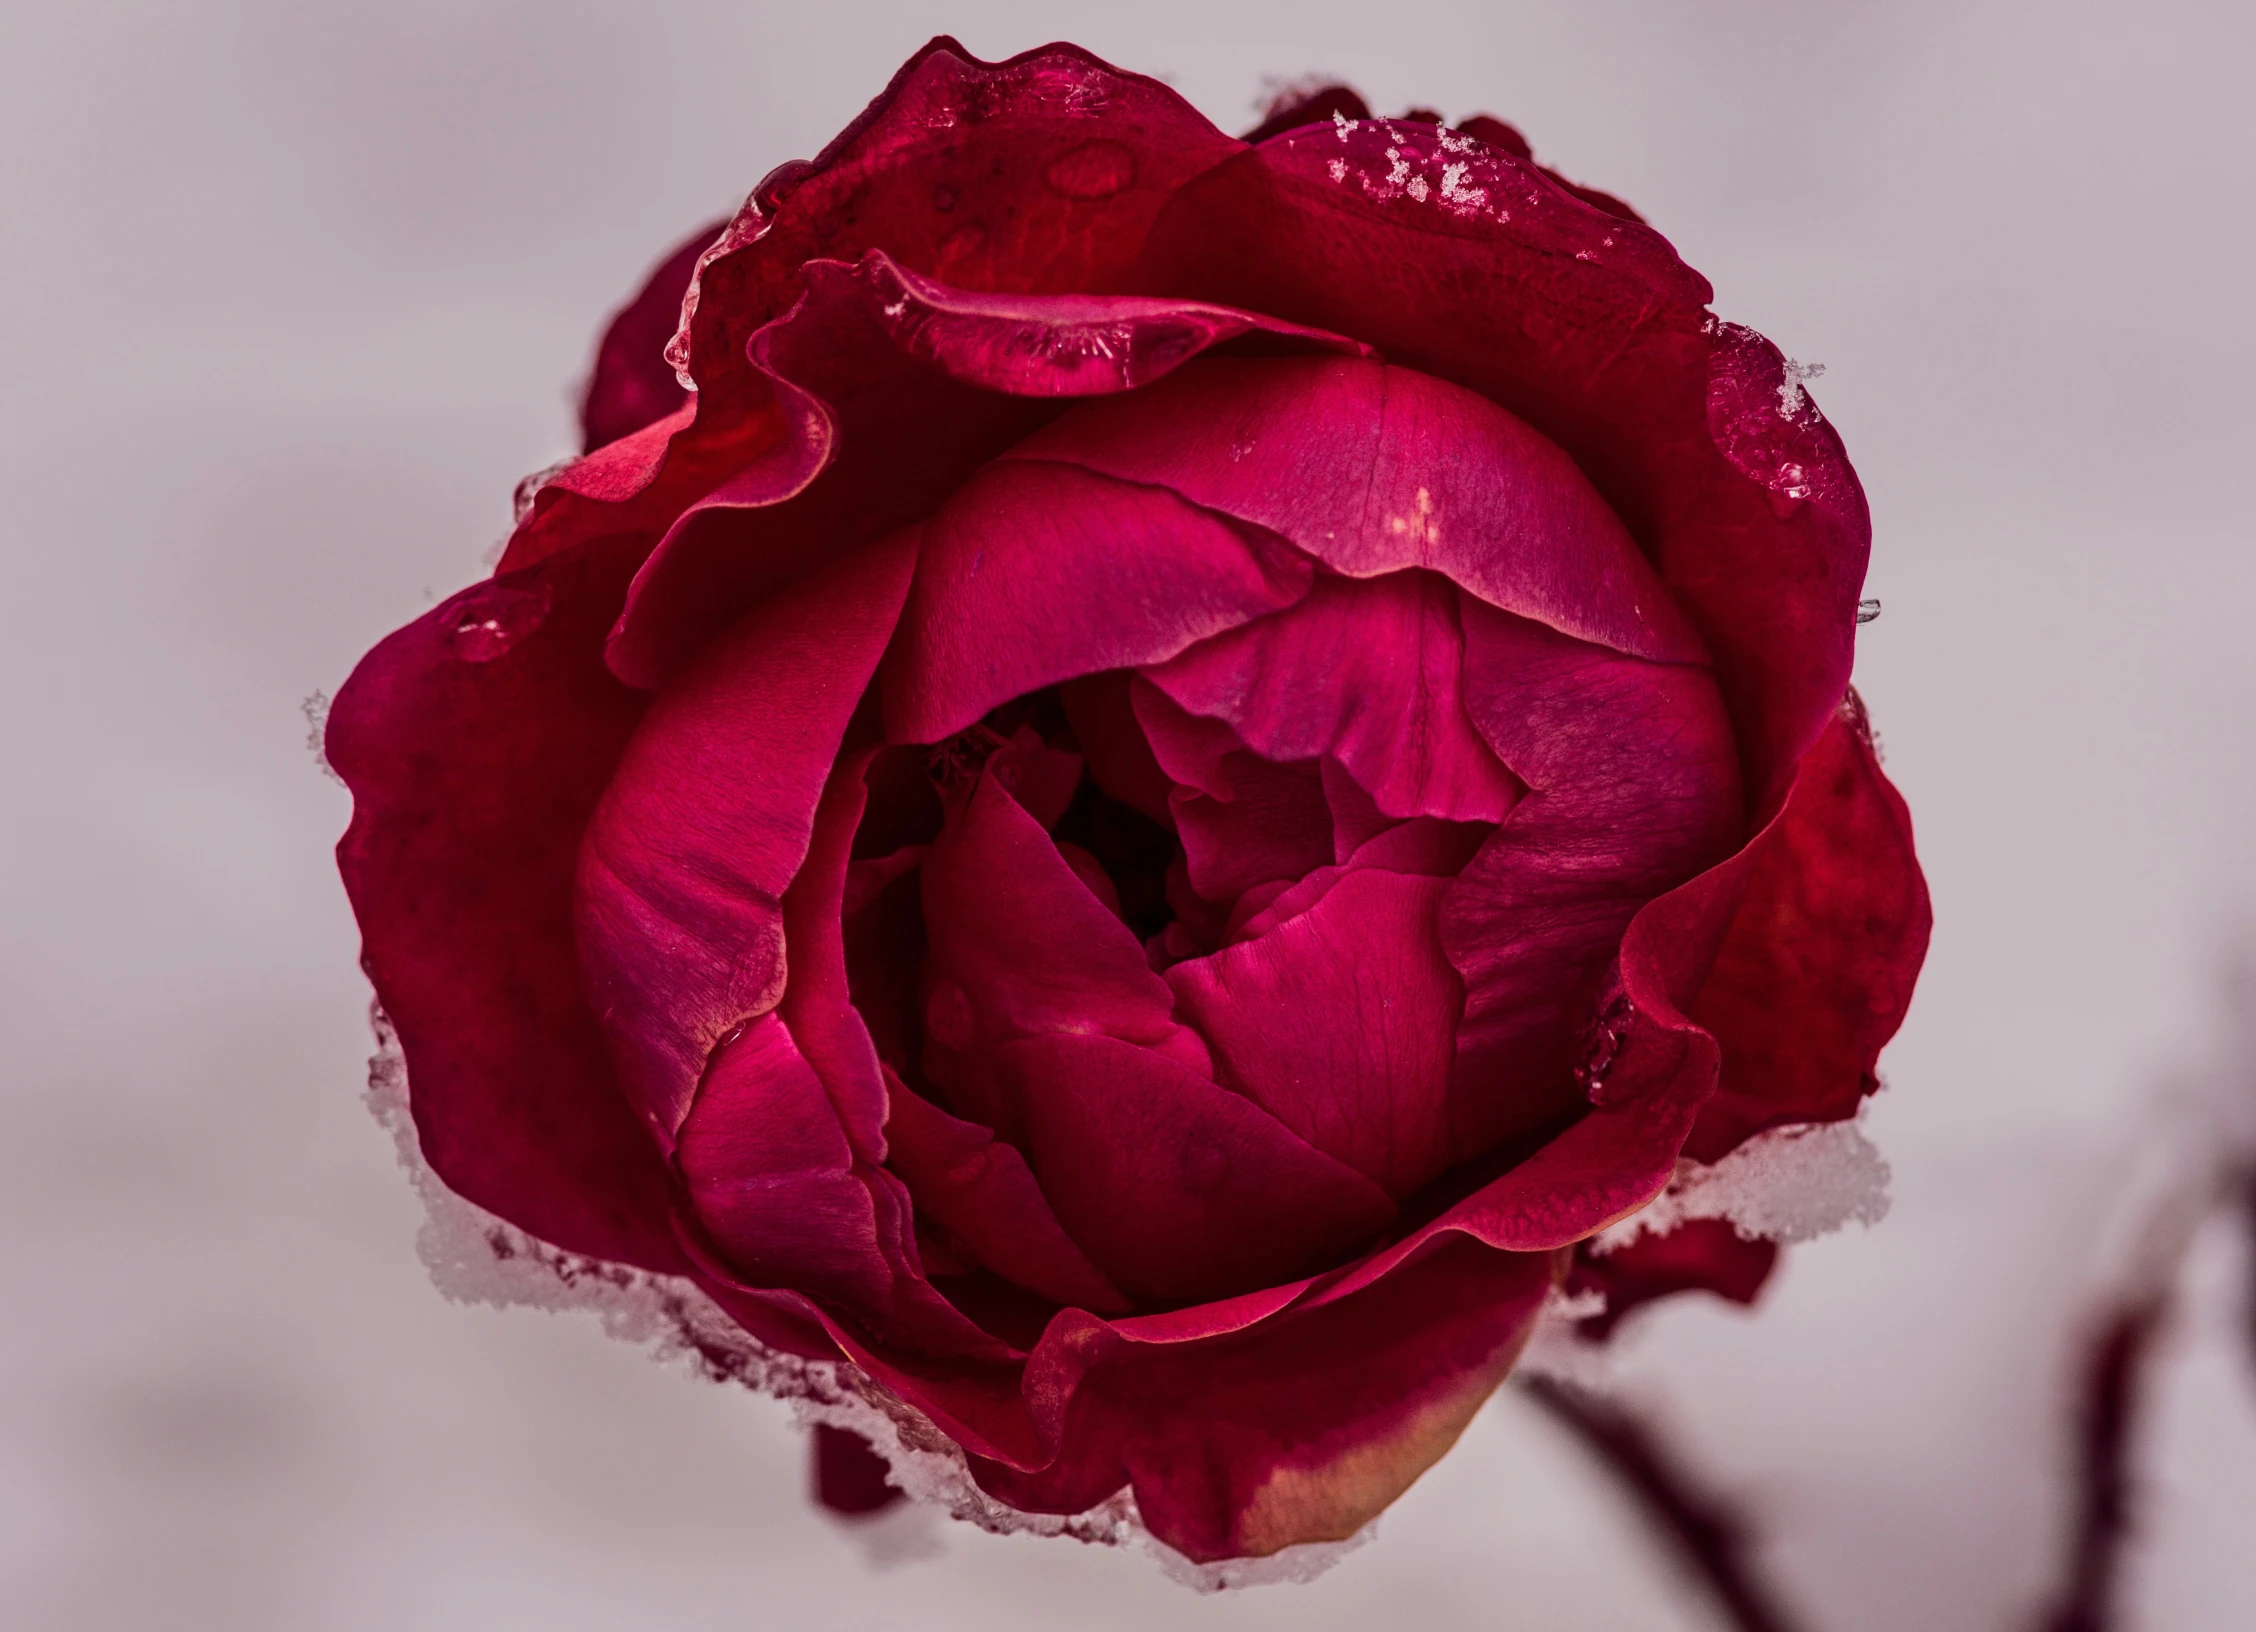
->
[2032, 1297, 2171, 1632]
[1520, 1375, 1810, 1632]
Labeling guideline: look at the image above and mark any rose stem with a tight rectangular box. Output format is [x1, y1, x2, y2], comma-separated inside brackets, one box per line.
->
[1518, 1375, 1810, 1632]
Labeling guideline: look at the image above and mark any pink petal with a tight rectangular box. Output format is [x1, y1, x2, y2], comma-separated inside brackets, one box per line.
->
[1439, 601, 1744, 1163]
[328, 539, 682, 1272]
[881, 459, 1313, 743]
[1684, 701, 1931, 1161]
[675, 1015, 1006, 1357]
[1143, 569, 1521, 825]
[918, 768, 1212, 1117]
[996, 1033, 1397, 1306]
[885, 1080, 1132, 1314]
[1167, 870, 1464, 1197]
[1130, 680, 1333, 909]
[617, 254, 1359, 693]
[575, 532, 917, 1143]
[1004, 356, 1704, 665]
[1136, 121, 1869, 810]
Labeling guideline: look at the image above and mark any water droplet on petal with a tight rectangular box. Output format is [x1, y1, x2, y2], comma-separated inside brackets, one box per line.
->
[1044, 140, 1137, 200]
[448, 581, 552, 662]
[1856, 598, 1882, 625]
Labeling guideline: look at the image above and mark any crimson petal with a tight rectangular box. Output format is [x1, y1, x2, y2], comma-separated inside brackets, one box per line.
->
[997, 1033, 1397, 1306]
[575, 532, 916, 1143]
[1684, 703, 1931, 1161]
[328, 540, 679, 1271]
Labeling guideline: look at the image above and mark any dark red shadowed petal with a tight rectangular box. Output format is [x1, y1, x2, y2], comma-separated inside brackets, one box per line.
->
[1452, 116, 1647, 225]
[1168, 869, 1464, 1198]
[1007, 356, 1706, 666]
[996, 1032, 1397, 1307]
[328, 540, 681, 1272]
[678, 38, 1247, 421]
[1240, 84, 1372, 146]
[1143, 570, 1521, 826]
[884, 1077, 1132, 1314]
[976, 1236, 1553, 1561]
[881, 458, 1314, 744]
[1568, 1221, 1778, 1341]
[1684, 701, 1931, 1162]
[675, 1013, 1008, 1359]
[575, 531, 917, 1144]
[580, 220, 726, 454]
[1440, 602, 1743, 1165]
[813, 1424, 905, 1517]
[613, 255, 1364, 694]
[1137, 123, 1868, 812]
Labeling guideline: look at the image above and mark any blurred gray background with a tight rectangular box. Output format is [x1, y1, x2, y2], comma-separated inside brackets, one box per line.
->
[5, 1, 2254, 1627]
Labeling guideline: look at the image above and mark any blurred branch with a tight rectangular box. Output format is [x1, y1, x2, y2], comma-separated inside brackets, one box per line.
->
[2032, 1296, 2171, 1632]
[1520, 1375, 1810, 1632]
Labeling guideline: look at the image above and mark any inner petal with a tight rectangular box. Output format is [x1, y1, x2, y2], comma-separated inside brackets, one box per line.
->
[1143, 569, 1520, 827]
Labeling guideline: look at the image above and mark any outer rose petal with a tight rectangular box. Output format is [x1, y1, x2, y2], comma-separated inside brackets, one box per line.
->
[975, 1237, 1554, 1561]
[1683, 702, 1931, 1161]
[329, 540, 680, 1271]
[679, 39, 1246, 419]
[1138, 122, 1869, 809]
[612, 255, 1363, 692]
[1568, 1220, 1777, 1340]
[579, 219, 724, 453]
[575, 532, 917, 1143]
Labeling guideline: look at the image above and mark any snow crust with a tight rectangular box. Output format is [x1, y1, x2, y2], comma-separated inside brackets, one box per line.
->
[1593, 1117, 1894, 1256]
[362, 1004, 1362, 1589]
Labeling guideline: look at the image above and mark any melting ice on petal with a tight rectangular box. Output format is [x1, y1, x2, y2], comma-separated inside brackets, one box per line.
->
[1592, 1117, 1894, 1254]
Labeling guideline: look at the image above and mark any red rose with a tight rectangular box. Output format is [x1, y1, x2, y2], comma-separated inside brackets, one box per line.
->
[330, 40, 1929, 1564]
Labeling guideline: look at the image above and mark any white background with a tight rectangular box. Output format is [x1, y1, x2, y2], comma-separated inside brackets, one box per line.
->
[4, 2, 2254, 1627]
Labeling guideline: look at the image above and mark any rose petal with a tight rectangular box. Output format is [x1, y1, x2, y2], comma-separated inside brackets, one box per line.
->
[1143, 569, 1521, 825]
[1683, 702, 1931, 1161]
[881, 459, 1314, 743]
[675, 1015, 1006, 1356]
[1568, 1220, 1777, 1340]
[328, 539, 681, 1271]
[1168, 870, 1462, 1197]
[678, 39, 1248, 417]
[1129, 680, 1333, 909]
[885, 1079, 1132, 1314]
[1005, 356, 1705, 666]
[918, 768, 1212, 1125]
[997, 1033, 1397, 1306]
[575, 531, 917, 1143]
[1440, 600, 1743, 1163]
[1137, 121, 1869, 809]
[971, 1236, 1552, 1561]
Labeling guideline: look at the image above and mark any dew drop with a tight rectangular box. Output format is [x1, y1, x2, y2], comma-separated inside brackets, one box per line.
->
[1856, 598, 1882, 625]
[448, 581, 552, 662]
[1044, 140, 1137, 200]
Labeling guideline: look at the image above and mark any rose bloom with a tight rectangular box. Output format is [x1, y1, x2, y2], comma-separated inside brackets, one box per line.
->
[330, 39, 1930, 1563]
